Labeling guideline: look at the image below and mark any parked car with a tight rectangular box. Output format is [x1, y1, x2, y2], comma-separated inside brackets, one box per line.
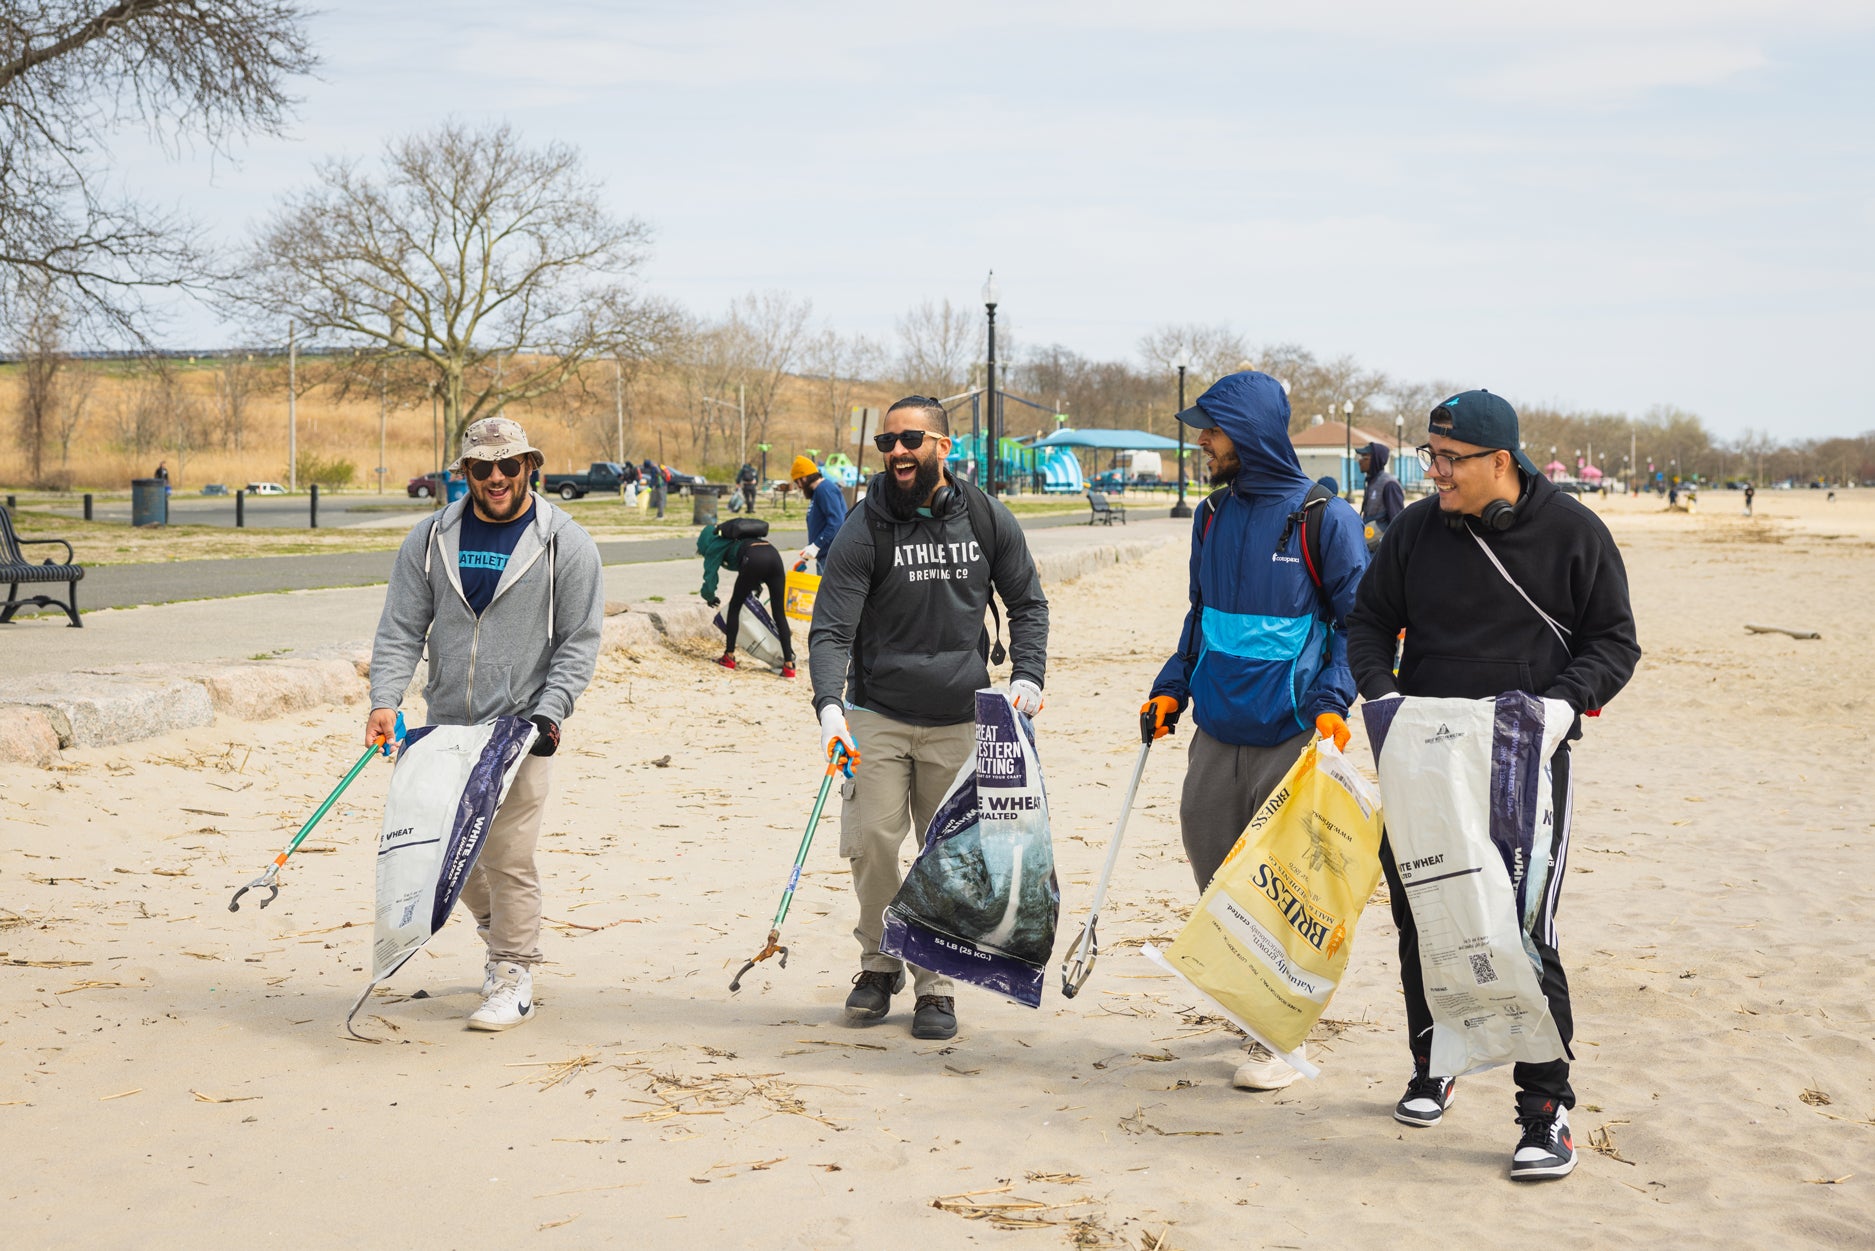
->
[201, 483, 230, 496]
[246, 482, 287, 496]
[407, 472, 449, 499]
[543, 461, 634, 500]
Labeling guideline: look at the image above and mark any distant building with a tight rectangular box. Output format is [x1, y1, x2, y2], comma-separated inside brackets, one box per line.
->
[1289, 422, 1423, 495]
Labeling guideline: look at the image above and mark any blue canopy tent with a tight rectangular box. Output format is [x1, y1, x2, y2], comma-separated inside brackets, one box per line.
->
[1025, 428, 1190, 493]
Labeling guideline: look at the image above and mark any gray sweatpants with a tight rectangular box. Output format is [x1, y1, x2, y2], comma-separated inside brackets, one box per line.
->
[1179, 725, 1312, 891]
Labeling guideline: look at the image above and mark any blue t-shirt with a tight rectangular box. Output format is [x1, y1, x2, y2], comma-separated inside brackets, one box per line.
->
[458, 501, 533, 615]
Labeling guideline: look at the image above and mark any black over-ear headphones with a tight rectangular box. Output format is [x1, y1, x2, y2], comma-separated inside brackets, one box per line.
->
[930, 482, 956, 515]
[1442, 490, 1521, 533]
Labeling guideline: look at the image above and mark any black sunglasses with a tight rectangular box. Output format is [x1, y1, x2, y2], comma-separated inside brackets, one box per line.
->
[874, 429, 936, 453]
[467, 456, 527, 481]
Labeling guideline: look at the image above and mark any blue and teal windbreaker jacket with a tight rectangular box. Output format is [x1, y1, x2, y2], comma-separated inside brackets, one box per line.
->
[1150, 372, 1368, 746]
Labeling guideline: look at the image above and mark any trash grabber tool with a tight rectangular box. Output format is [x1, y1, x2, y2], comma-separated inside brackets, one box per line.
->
[1060, 708, 1157, 998]
[229, 733, 388, 912]
[730, 744, 856, 992]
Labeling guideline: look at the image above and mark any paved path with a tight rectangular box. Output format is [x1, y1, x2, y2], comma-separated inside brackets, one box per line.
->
[6, 515, 1180, 677]
[57, 513, 1104, 612]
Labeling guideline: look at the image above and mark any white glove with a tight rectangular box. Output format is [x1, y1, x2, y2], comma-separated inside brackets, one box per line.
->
[1007, 679, 1044, 718]
[802, 543, 820, 562]
[819, 704, 859, 769]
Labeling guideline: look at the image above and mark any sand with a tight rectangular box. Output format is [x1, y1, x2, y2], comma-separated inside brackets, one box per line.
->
[3, 490, 1872, 1249]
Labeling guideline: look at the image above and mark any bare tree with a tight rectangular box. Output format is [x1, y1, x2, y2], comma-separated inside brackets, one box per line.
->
[0, 2, 315, 340]
[213, 351, 260, 449]
[53, 357, 94, 469]
[11, 280, 66, 483]
[803, 326, 883, 456]
[1138, 322, 1250, 392]
[895, 298, 975, 397]
[226, 120, 668, 449]
[720, 290, 812, 457]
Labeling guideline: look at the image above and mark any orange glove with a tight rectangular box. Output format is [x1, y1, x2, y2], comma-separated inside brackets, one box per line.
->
[1141, 695, 1181, 741]
[1315, 712, 1350, 752]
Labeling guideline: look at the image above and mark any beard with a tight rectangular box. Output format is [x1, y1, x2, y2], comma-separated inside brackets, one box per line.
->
[1207, 452, 1240, 487]
[879, 454, 942, 520]
[472, 477, 532, 522]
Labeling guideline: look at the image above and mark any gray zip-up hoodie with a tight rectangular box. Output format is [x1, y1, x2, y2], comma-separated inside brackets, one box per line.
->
[368, 496, 604, 727]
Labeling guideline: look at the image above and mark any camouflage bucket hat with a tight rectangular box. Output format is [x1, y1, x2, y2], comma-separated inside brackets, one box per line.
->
[448, 416, 541, 473]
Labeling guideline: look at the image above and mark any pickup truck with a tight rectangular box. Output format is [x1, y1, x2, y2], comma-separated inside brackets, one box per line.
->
[543, 462, 633, 500]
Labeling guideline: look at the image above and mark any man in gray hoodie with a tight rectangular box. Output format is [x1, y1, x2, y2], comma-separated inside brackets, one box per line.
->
[367, 416, 605, 1032]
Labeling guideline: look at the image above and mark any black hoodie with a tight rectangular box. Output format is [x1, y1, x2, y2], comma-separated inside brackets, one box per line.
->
[1345, 473, 1639, 735]
[809, 474, 1049, 726]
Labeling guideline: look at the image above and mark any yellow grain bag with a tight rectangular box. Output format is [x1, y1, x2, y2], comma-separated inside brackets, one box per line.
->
[1144, 738, 1383, 1079]
[783, 566, 820, 624]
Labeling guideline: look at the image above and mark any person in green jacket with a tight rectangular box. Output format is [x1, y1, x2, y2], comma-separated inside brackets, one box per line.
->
[697, 524, 794, 676]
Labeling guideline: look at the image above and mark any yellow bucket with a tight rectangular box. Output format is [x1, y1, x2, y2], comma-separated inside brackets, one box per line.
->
[783, 568, 820, 623]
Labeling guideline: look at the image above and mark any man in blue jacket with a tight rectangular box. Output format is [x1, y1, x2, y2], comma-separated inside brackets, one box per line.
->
[1141, 370, 1369, 1090]
[793, 455, 847, 574]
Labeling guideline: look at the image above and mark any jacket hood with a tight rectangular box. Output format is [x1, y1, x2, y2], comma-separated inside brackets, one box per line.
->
[1191, 372, 1311, 498]
[1363, 441, 1390, 472]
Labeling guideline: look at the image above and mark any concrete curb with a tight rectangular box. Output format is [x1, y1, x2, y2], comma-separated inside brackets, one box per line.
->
[0, 537, 1167, 767]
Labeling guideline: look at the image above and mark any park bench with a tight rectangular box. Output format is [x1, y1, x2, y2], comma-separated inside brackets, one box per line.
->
[1086, 490, 1127, 526]
[0, 505, 84, 628]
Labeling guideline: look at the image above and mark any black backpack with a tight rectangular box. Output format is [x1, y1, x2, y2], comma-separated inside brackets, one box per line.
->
[716, 516, 769, 541]
[1183, 481, 1335, 670]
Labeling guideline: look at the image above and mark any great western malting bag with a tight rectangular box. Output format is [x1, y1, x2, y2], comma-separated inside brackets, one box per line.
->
[345, 716, 536, 1036]
[1144, 737, 1384, 1078]
[1361, 692, 1572, 1076]
[880, 689, 1059, 1007]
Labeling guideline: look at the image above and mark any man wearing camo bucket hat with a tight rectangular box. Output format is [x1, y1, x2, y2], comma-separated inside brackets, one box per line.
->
[366, 416, 605, 1031]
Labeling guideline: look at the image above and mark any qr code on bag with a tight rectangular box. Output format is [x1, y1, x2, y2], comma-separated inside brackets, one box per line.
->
[1469, 953, 1497, 985]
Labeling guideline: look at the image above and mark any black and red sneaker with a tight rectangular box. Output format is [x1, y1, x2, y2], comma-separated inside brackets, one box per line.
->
[1510, 1096, 1576, 1181]
[716, 654, 736, 670]
[780, 663, 796, 678]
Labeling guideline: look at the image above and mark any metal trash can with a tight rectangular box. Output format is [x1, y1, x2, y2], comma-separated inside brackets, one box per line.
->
[131, 478, 168, 527]
[691, 485, 721, 526]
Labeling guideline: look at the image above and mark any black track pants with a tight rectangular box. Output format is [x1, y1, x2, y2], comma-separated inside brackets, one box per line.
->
[725, 541, 792, 663]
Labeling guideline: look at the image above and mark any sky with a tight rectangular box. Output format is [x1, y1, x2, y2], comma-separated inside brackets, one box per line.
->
[119, 1, 1875, 439]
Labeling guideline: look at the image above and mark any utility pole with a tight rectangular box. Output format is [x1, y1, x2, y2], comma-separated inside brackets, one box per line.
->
[738, 382, 747, 469]
[287, 322, 297, 492]
[377, 374, 386, 494]
[614, 357, 625, 464]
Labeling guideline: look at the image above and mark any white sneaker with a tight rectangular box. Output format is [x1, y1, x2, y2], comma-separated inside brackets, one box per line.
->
[468, 961, 534, 1031]
[480, 960, 498, 997]
[1232, 1040, 1304, 1091]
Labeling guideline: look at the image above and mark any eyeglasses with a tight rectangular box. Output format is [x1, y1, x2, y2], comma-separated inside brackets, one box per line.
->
[1415, 444, 1500, 476]
[874, 429, 934, 453]
[467, 456, 526, 481]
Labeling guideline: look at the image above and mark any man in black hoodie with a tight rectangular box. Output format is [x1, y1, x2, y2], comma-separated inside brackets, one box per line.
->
[1346, 389, 1640, 1183]
[809, 396, 1050, 1041]
[1357, 441, 1405, 549]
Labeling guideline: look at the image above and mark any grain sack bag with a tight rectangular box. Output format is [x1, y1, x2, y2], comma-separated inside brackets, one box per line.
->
[345, 716, 537, 1037]
[880, 689, 1059, 1008]
[713, 595, 788, 671]
[1143, 738, 1383, 1078]
[1361, 692, 1572, 1076]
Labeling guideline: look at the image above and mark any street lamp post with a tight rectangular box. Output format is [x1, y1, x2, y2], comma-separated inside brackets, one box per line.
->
[983, 270, 999, 498]
[1342, 399, 1355, 500]
[1170, 349, 1192, 518]
[1395, 413, 1404, 467]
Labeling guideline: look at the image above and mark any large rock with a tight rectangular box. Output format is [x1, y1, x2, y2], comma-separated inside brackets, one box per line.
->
[601, 612, 662, 653]
[4, 673, 216, 749]
[190, 659, 366, 721]
[0, 707, 62, 766]
[642, 601, 720, 645]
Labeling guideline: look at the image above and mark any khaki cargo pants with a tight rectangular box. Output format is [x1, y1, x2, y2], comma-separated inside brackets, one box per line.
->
[842, 707, 975, 996]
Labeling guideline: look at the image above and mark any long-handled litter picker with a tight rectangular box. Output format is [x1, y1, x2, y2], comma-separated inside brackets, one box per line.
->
[229, 729, 392, 912]
[1060, 708, 1157, 998]
[729, 744, 857, 992]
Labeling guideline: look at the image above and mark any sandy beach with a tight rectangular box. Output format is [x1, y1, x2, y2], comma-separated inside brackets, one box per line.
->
[3, 490, 1872, 1249]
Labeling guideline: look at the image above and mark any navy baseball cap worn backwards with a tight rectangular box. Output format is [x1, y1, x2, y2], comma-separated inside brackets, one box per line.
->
[1429, 389, 1540, 478]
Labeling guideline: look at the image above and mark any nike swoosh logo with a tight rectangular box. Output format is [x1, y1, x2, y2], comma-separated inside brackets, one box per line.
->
[518, 1001, 532, 1014]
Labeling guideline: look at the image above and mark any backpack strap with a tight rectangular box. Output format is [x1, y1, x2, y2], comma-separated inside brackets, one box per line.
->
[1277, 482, 1334, 602]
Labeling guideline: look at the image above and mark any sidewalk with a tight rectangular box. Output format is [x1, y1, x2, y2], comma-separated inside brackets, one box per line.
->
[7, 515, 1182, 678]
